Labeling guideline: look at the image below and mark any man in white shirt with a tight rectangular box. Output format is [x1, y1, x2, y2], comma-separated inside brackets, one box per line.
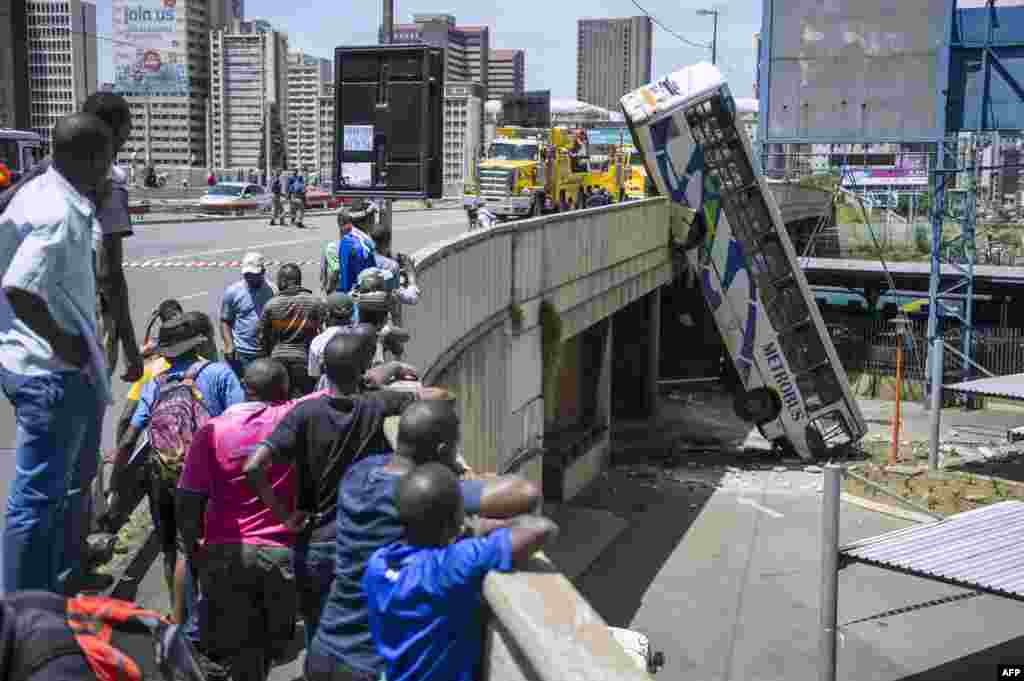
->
[0, 113, 115, 595]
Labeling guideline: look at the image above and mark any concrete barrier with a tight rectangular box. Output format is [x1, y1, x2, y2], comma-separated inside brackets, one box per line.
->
[403, 199, 670, 680]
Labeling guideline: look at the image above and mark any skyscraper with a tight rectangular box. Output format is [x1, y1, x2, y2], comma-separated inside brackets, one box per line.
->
[488, 49, 524, 99]
[208, 19, 289, 172]
[286, 49, 332, 175]
[576, 16, 652, 112]
[442, 82, 482, 197]
[24, 0, 97, 148]
[113, 0, 240, 168]
[0, 0, 31, 129]
[391, 14, 489, 99]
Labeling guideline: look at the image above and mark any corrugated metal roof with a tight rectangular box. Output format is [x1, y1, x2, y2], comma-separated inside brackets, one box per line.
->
[947, 373, 1024, 401]
[841, 501, 1024, 601]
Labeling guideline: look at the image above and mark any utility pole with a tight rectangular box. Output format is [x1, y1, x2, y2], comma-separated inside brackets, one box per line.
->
[378, 0, 395, 256]
[697, 9, 719, 65]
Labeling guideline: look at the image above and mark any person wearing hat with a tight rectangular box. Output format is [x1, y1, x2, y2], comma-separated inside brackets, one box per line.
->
[307, 292, 357, 390]
[108, 316, 244, 627]
[220, 252, 276, 377]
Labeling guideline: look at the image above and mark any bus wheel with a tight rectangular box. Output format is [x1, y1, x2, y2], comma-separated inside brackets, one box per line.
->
[734, 387, 781, 425]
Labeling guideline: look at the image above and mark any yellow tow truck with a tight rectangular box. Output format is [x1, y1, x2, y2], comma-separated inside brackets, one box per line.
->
[471, 127, 593, 220]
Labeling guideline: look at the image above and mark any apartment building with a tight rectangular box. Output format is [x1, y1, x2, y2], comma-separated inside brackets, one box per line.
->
[0, 0, 31, 129]
[25, 0, 97, 148]
[488, 49, 524, 99]
[209, 19, 289, 172]
[576, 16, 652, 112]
[317, 82, 335, 184]
[286, 48, 331, 175]
[443, 82, 483, 197]
[114, 0, 239, 168]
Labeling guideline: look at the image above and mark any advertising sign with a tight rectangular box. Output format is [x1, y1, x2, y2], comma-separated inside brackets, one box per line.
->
[840, 168, 929, 187]
[587, 128, 629, 146]
[112, 0, 188, 96]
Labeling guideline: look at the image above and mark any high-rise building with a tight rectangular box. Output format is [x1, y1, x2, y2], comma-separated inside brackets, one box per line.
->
[24, 0, 97, 148]
[317, 82, 334, 184]
[114, 0, 240, 168]
[753, 32, 761, 101]
[576, 16, 652, 112]
[391, 14, 489, 99]
[209, 19, 289, 172]
[442, 82, 482, 197]
[0, 0, 31, 129]
[488, 49, 524, 99]
[286, 49, 332, 175]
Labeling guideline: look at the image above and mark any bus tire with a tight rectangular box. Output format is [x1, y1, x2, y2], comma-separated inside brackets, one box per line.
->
[733, 387, 781, 425]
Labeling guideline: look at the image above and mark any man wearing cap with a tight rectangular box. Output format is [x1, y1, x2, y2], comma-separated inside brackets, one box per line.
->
[221, 253, 276, 377]
[308, 292, 356, 391]
[108, 316, 244, 627]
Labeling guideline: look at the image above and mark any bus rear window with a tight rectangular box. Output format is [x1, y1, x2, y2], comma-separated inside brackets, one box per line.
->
[796, 366, 845, 414]
[778, 324, 827, 374]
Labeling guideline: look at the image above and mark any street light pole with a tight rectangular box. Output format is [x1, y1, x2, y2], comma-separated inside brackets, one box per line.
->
[697, 8, 719, 65]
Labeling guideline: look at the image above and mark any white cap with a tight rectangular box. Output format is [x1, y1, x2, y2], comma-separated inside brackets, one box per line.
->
[241, 252, 265, 274]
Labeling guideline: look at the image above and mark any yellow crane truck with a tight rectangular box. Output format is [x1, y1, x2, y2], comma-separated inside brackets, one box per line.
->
[472, 127, 596, 220]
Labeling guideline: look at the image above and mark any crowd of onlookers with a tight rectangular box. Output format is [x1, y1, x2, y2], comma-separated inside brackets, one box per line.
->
[0, 94, 558, 681]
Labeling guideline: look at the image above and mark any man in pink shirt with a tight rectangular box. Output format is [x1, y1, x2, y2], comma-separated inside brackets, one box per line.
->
[176, 358, 307, 681]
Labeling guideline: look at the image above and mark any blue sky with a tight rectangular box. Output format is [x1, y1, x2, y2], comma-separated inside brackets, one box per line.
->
[96, 0, 760, 99]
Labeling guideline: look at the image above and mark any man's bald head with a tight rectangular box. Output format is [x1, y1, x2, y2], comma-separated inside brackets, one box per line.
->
[396, 463, 464, 547]
[243, 358, 290, 403]
[395, 399, 460, 467]
[51, 113, 114, 195]
[323, 332, 374, 391]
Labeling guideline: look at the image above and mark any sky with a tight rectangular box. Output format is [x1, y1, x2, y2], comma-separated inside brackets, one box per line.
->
[95, 0, 760, 100]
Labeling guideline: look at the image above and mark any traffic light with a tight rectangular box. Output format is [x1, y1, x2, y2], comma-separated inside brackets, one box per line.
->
[333, 45, 444, 199]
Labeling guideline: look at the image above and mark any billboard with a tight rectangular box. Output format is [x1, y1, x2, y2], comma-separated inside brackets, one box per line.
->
[761, 0, 947, 142]
[840, 168, 929, 187]
[112, 0, 188, 97]
[334, 45, 444, 199]
[587, 127, 630, 146]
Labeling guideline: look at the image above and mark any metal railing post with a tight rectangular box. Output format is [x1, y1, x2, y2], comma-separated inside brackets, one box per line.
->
[820, 464, 842, 681]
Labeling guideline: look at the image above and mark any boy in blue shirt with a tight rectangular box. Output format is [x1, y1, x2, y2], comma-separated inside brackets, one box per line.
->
[364, 464, 558, 681]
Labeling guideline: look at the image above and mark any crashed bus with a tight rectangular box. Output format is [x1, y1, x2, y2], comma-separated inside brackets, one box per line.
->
[621, 64, 867, 460]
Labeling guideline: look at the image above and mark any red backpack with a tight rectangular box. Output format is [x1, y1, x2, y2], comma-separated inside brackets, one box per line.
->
[148, 361, 212, 485]
[4, 591, 204, 681]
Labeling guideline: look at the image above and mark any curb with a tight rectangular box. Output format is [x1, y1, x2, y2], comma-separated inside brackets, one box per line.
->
[840, 492, 937, 524]
[134, 205, 463, 226]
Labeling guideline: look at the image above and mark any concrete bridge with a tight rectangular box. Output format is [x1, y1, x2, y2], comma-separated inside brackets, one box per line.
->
[400, 187, 830, 679]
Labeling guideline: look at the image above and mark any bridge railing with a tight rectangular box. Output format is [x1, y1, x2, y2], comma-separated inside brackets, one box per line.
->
[401, 199, 669, 681]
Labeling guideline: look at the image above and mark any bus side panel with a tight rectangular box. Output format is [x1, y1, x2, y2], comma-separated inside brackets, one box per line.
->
[630, 99, 818, 459]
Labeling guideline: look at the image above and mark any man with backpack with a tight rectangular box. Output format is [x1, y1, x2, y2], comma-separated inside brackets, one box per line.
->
[107, 316, 244, 627]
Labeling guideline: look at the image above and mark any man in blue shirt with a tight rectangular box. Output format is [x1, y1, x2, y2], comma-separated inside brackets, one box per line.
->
[303, 400, 543, 681]
[220, 252, 275, 376]
[287, 171, 306, 227]
[365, 463, 558, 681]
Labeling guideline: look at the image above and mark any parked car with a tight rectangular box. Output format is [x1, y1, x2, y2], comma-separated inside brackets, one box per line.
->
[198, 182, 272, 216]
[304, 188, 335, 209]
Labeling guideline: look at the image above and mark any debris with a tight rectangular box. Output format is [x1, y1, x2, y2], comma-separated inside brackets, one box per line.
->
[804, 465, 824, 474]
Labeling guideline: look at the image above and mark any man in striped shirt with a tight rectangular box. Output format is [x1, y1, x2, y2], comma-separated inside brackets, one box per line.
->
[258, 263, 324, 398]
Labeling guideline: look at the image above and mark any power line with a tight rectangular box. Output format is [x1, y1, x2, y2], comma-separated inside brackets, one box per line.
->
[628, 0, 711, 50]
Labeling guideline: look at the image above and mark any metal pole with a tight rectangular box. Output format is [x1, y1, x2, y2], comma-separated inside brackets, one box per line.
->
[819, 464, 842, 681]
[930, 335, 944, 470]
[891, 334, 903, 465]
[376, 0, 394, 256]
[712, 11, 718, 66]
[925, 139, 947, 409]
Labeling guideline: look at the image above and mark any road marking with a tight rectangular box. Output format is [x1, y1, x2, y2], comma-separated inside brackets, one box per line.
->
[156, 236, 324, 261]
[737, 497, 785, 518]
[178, 290, 210, 301]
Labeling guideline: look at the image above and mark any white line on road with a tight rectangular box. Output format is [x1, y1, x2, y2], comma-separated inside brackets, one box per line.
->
[158, 237, 324, 261]
[737, 497, 785, 518]
[178, 290, 210, 301]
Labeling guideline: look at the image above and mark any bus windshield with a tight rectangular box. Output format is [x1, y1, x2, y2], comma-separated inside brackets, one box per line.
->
[489, 143, 538, 161]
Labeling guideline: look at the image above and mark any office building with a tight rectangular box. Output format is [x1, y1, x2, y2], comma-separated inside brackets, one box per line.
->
[286, 49, 332, 175]
[114, 0, 239, 168]
[24, 0, 97, 148]
[576, 16, 652, 112]
[488, 49, 524, 99]
[209, 19, 289, 172]
[0, 0, 31, 129]
[443, 82, 483, 197]
[317, 82, 334, 184]
[392, 14, 490, 98]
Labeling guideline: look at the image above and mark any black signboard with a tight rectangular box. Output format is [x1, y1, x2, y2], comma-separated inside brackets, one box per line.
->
[333, 45, 444, 198]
